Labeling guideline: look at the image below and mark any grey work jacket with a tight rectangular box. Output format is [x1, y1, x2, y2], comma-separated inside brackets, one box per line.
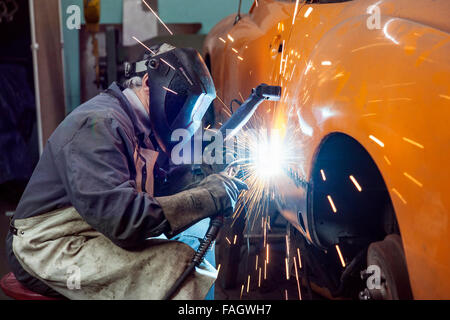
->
[6, 82, 172, 294]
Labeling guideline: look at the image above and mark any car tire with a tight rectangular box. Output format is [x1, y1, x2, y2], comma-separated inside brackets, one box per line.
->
[366, 234, 413, 300]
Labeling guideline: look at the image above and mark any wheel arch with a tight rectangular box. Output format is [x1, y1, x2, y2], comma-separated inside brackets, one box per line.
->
[306, 132, 399, 255]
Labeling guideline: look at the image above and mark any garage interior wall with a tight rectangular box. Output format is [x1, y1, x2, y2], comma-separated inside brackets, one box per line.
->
[61, 0, 254, 113]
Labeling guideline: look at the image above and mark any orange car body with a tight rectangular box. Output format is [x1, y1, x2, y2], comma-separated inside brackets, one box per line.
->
[204, 0, 450, 299]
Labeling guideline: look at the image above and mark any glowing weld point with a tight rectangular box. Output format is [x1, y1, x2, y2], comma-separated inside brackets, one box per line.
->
[162, 86, 178, 95]
[349, 175, 362, 192]
[227, 34, 234, 42]
[335, 245, 346, 267]
[142, 0, 173, 35]
[327, 195, 337, 213]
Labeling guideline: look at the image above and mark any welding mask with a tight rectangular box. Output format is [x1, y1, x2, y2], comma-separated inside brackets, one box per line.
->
[125, 44, 216, 155]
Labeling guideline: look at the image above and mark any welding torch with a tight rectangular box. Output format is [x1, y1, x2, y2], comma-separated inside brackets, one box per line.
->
[163, 83, 281, 300]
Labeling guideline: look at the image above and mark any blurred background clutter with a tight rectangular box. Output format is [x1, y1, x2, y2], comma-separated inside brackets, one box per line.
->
[0, 0, 263, 300]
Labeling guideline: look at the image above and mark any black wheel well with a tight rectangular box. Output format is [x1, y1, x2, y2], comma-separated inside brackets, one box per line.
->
[308, 133, 399, 255]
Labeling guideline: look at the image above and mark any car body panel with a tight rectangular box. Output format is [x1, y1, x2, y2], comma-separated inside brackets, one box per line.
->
[204, 0, 450, 298]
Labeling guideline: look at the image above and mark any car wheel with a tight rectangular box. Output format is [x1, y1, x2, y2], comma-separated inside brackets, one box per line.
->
[365, 234, 413, 300]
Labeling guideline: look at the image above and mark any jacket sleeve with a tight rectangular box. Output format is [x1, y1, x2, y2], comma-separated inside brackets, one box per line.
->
[52, 116, 168, 249]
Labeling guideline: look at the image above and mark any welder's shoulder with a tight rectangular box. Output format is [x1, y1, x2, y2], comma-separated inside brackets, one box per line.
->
[48, 93, 135, 153]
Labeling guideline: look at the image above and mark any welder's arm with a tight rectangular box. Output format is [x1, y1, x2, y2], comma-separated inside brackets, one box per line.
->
[157, 173, 247, 238]
[53, 116, 170, 249]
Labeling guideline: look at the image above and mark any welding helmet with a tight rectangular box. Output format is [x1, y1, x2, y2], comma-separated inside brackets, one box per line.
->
[125, 44, 216, 155]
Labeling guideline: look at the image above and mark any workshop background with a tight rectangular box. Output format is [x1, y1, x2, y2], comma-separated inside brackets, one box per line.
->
[0, 0, 304, 301]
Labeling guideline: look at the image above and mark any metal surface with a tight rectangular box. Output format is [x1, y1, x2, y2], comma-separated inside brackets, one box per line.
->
[204, 0, 450, 298]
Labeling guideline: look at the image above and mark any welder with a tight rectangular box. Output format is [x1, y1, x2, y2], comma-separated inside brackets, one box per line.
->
[5, 44, 246, 300]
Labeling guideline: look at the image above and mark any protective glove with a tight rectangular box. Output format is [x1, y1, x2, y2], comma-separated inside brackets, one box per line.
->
[156, 173, 247, 237]
[197, 173, 248, 216]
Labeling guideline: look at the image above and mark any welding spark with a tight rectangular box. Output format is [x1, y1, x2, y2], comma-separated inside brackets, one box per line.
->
[264, 259, 267, 280]
[403, 137, 424, 149]
[219, 37, 226, 43]
[142, 0, 173, 35]
[233, 234, 238, 245]
[292, 0, 300, 25]
[217, 264, 221, 275]
[258, 268, 262, 287]
[335, 245, 346, 267]
[327, 195, 337, 213]
[403, 172, 423, 188]
[162, 86, 178, 95]
[247, 275, 251, 293]
[225, 237, 231, 245]
[240, 284, 244, 299]
[285, 289, 289, 300]
[227, 34, 234, 42]
[132, 36, 155, 54]
[285, 258, 290, 280]
[320, 169, 327, 181]
[349, 175, 362, 192]
[160, 58, 175, 70]
[293, 257, 302, 300]
[216, 95, 232, 117]
[285, 235, 290, 257]
[369, 135, 385, 148]
[255, 255, 259, 271]
[304, 7, 313, 18]
[297, 248, 302, 269]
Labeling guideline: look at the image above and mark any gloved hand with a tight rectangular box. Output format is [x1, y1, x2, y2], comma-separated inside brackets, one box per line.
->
[156, 173, 247, 237]
[197, 173, 248, 216]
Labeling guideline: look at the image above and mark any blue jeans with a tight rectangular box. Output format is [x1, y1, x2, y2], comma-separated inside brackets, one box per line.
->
[157, 218, 216, 300]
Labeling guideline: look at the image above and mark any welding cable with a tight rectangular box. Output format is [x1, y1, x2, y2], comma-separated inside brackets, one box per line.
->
[163, 216, 224, 300]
